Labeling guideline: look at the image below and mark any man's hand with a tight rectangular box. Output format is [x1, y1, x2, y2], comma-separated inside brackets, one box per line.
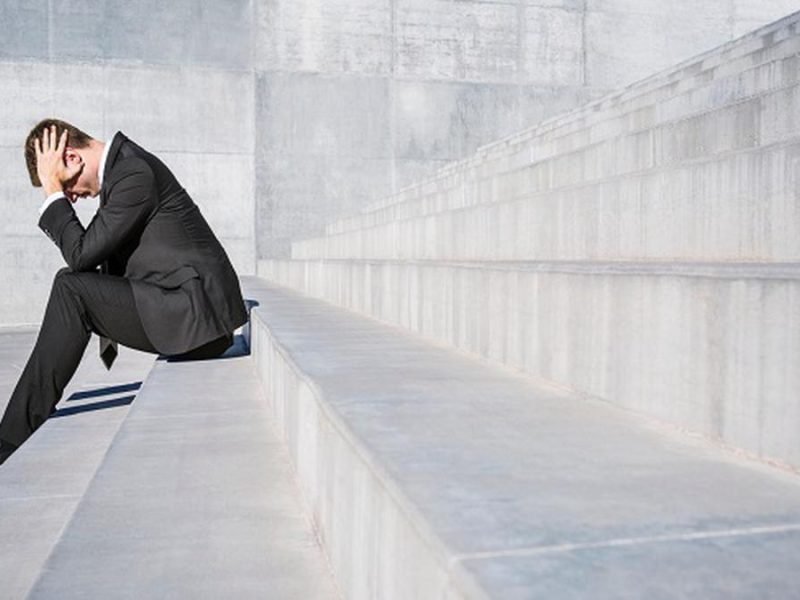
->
[35, 125, 84, 197]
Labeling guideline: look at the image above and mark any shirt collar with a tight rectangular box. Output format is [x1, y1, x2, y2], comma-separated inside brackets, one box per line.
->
[98, 131, 119, 189]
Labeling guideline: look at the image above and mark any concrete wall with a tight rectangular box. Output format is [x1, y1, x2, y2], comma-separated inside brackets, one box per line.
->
[1, 0, 798, 324]
[254, 0, 800, 258]
[0, 1, 256, 325]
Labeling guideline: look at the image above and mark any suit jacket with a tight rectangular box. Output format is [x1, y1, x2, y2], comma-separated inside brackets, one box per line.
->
[39, 132, 248, 355]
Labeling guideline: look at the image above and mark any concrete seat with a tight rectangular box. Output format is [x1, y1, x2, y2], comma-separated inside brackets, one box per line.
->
[243, 276, 800, 599]
[258, 258, 800, 471]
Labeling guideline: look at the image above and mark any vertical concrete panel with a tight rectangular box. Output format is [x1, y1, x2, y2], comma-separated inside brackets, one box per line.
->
[585, 0, 733, 88]
[257, 72, 390, 158]
[255, 0, 392, 74]
[395, 0, 519, 82]
[0, 64, 52, 147]
[256, 71, 392, 257]
[521, 6, 584, 85]
[1, 238, 66, 325]
[100, 0, 253, 69]
[0, 147, 48, 237]
[0, 1, 49, 60]
[393, 80, 523, 161]
[103, 66, 254, 154]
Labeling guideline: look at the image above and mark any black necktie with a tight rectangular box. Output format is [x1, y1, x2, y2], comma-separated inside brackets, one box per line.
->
[99, 336, 118, 370]
[99, 260, 118, 370]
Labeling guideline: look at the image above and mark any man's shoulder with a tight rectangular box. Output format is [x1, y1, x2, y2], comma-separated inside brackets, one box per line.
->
[106, 155, 155, 187]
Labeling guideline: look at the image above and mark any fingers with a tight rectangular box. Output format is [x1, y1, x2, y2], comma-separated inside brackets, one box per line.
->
[34, 137, 42, 158]
[56, 129, 67, 154]
[39, 124, 59, 153]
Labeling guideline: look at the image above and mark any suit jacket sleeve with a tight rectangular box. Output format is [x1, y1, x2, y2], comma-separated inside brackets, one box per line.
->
[38, 157, 158, 273]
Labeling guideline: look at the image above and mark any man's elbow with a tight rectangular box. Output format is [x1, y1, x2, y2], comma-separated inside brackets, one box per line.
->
[65, 251, 98, 273]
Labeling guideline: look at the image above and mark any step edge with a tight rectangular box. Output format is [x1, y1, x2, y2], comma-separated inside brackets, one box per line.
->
[247, 294, 494, 600]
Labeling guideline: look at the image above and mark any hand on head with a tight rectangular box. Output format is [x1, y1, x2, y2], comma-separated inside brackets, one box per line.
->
[35, 125, 84, 198]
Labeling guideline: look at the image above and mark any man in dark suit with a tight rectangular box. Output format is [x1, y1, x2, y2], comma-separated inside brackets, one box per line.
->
[0, 120, 248, 465]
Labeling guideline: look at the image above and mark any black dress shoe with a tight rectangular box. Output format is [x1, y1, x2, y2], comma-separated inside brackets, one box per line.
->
[0, 439, 18, 466]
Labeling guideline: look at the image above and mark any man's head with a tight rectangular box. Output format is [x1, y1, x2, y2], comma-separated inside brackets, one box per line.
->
[24, 119, 105, 202]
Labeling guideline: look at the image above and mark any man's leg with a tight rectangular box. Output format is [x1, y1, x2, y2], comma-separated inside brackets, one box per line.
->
[0, 268, 157, 464]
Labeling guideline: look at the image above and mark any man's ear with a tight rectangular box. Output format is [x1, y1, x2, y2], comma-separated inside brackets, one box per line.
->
[64, 147, 83, 166]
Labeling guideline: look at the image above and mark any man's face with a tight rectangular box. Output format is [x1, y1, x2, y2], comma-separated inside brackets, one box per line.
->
[61, 147, 98, 202]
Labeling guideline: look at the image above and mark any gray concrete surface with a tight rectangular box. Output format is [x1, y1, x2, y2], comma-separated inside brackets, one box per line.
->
[2, 1, 797, 325]
[252, 0, 800, 259]
[26, 335, 340, 600]
[258, 13, 800, 477]
[0, 328, 156, 600]
[244, 276, 800, 600]
[293, 15, 800, 261]
[258, 257, 800, 472]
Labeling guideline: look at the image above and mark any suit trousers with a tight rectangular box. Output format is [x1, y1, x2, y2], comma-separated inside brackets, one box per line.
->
[0, 268, 232, 464]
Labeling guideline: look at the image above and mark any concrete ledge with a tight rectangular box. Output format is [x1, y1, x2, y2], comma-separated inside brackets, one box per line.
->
[302, 113, 800, 259]
[295, 137, 800, 262]
[258, 259, 800, 470]
[243, 275, 800, 599]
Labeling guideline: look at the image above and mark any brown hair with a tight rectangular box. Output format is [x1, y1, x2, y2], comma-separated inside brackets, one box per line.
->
[24, 119, 94, 187]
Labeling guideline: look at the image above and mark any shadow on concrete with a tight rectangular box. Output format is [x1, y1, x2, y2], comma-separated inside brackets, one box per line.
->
[66, 382, 143, 402]
[52, 395, 137, 418]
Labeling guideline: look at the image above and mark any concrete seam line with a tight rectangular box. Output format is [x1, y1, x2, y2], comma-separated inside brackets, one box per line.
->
[0, 494, 80, 504]
[451, 522, 800, 562]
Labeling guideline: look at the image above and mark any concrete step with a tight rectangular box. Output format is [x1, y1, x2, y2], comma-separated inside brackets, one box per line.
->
[351, 12, 800, 222]
[319, 78, 800, 245]
[22, 335, 340, 599]
[337, 47, 800, 237]
[258, 258, 800, 471]
[470, 30, 800, 174]
[294, 139, 800, 262]
[469, 12, 800, 166]
[242, 275, 800, 600]
[0, 328, 156, 600]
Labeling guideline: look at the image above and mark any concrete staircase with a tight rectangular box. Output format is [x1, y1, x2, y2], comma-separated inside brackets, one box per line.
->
[260, 10, 800, 473]
[244, 11, 800, 598]
[244, 277, 800, 599]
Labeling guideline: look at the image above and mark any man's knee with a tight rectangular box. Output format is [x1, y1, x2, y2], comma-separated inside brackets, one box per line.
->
[53, 267, 89, 287]
[53, 267, 74, 290]
[51, 267, 87, 299]
[53, 267, 74, 281]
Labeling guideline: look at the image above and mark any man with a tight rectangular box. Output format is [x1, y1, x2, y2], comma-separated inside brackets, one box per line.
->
[0, 120, 248, 465]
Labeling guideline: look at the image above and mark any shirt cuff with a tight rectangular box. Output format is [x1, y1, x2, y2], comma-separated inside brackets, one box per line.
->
[39, 192, 67, 216]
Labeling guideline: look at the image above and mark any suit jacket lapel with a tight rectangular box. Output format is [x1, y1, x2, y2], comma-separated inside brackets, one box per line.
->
[99, 132, 126, 207]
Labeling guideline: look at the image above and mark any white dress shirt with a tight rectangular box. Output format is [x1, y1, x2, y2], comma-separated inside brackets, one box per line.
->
[38, 131, 119, 215]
